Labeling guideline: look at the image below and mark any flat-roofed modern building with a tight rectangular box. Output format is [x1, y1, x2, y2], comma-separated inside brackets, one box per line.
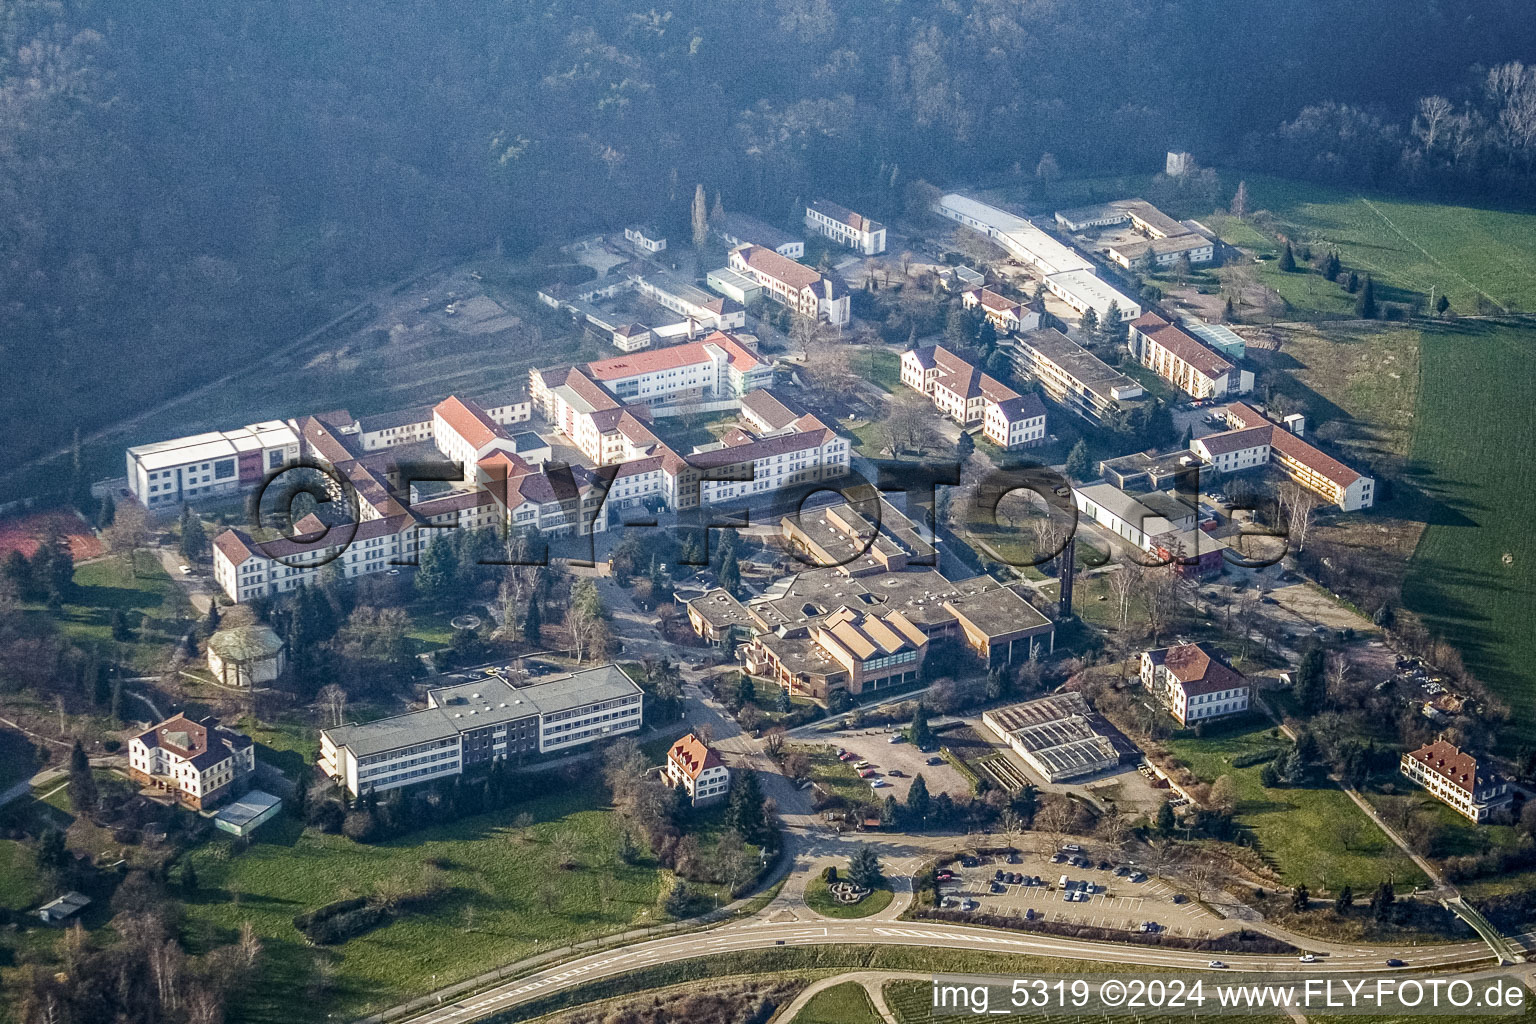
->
[706, 267, 763, 306]
[935, 194, 1094, 276]
[318, 664, 644, 796]
[1042, 269, 1143, 322]
[714, 212, 804, 259]
[1008, 328, 1143, 424]
[127, 420, 301, 509]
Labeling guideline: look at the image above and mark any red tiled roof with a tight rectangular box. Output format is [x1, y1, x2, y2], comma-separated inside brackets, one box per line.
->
[1406, 739, 1498, 795]
[734, 244, 823, 292]
[1221, 403, 1362, 488]
[434, 395, 504, 449]
[668, 733, 724, 781]
[581, 334, 758, 382]
[1143, 323, 1234, 379]
[214, 530, 254, 565]
[1159, 642, 1245, 697]
[967, 288, 1022, 315]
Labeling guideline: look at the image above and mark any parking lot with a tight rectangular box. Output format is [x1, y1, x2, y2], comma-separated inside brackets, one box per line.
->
[935, 845, 1222, 938]
[822, 726, 972, 801]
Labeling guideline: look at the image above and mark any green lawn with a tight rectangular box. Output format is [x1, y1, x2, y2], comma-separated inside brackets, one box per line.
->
[1401, 320, 1536, 747]
[0, 840, 46, 913]
[886, 980, 1291, 1024]
[182, 788, 689, 1023]
[793, 981, 883, 1024]
[236, 714, 318, 782]
[854, 347, 903, 393]
[1166, 722, 1425, 891]
[28, 551, 190, 671]
[803, 876, 895, 919]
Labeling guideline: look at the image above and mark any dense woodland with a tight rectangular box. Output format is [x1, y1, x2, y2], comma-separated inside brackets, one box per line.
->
[4, 0, 1536, 478]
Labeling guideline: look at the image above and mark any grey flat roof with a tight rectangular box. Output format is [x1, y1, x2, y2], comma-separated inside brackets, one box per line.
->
[326, 709, 462, 757]
[330, 665, 643, 758]
[215, 789, 282, 826]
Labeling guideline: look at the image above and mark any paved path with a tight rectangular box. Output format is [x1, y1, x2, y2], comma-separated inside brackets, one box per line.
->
[769, 970, 919, 1023]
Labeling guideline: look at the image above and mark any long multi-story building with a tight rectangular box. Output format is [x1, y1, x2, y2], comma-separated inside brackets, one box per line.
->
[1055, 199, 1215, 268]
[632, 270, 747, 330]
[1128, 312, 1252, 399]
[728, 245, 850, 326]
[1008, 328, 1143, 424]
[900, 344, 1046, 449]
[804, 200, 886, 255]
[935, 194, 1094, 276]
[128, 714, 255, 810]
[318, 665, 644, 797]
[1400, 739, 1512, 823]
[126, 421, 301, 510]
[1140, 643, 1249, 726]
[1193, 403, 1375, 511]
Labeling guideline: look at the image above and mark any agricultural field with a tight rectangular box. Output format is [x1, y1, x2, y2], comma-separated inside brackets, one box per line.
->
[1208, 176, 1536, 316]
[791, 980, 883, 1024]
[180, 788, 718, 1023]
[1165, 722, 1425, 891]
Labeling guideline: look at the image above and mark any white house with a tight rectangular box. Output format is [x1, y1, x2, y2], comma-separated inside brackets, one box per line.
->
[666, 733, 731, 806]
[962, 288, 1040, 334]
[728, 245, 850, 326]
[1400, 740, 1512, 823]
[128, 713, 256, 810]
[1140, 643, 1249, 726]
[805, 200, 886, 255]
[624, 225, 667, 253]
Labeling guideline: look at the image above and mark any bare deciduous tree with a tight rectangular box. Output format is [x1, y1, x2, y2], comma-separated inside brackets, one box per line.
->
[316, 684, 348, 728]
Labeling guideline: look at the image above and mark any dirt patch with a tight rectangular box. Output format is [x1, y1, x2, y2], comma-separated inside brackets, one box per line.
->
[1267, 582, 1375, 634]
[0, 508, 104, 561]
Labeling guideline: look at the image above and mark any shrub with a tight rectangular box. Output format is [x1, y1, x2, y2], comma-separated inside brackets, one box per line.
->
[1232, 748, 1283, 769]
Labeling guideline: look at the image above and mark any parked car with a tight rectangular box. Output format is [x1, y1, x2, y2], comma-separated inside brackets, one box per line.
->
[888, 769, 905, 778]
[888, 734, 906, 744]
[926, 755, 944, 765]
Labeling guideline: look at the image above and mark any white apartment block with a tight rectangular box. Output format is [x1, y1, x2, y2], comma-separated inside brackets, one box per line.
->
[900, 344, 1046, 450]
[356, 406, 436, 451]
[1128, 313, 1252, 399]
[319, 665, 643, 796]
[689, 423, 850, 505]
[805, 200, 886, 255]
[127, 421, 300, 509]
[1140, 643, 1249, 726]
[1400, 740, 1512, 823]
[728, 245, 850, 326]
[128, 714, 255, 810]
[1197, 403, 1375, 511]
[1007, 328, 1144, 425]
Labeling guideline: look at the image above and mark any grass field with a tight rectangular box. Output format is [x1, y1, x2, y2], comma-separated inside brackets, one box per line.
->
[853, 347, 903, 393]
[23, 551, 190, 671]
[1166, 722, 1425, 891]
[793, 980, 883, 1023]
[1211, 176, 1536, 315]
[1401, 320, 1536, 744]
[792, 744, 872, 806]
[182, 788, 699, 1023]
[885, 980, 1292, 1024]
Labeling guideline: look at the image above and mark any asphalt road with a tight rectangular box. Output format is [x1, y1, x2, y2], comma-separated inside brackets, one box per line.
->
[391, 910, 1509, 1024]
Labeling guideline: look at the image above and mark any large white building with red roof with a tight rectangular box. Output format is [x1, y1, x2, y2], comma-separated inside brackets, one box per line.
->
[728, 245, 850, 326]
[1400, 739, 1511, 823]
[900, 344, 1047, 449]
[1128, 312, 1253, 399]
[665, 733, 731, 806]
[1140, 642, 1249, 726]
[804, 200, 886, 255]
[1192, 402, 1375, 511]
